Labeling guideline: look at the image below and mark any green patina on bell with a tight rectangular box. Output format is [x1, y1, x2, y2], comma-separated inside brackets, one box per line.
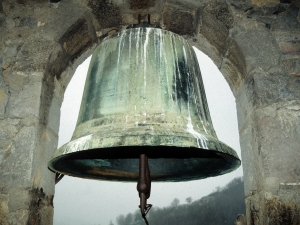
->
[49, 27, 240, 182]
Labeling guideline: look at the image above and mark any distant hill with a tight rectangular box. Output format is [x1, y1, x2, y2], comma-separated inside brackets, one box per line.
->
[112, 177, 245, 225]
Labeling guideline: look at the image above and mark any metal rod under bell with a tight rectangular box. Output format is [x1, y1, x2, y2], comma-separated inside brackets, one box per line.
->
[137, 154, 152, 224]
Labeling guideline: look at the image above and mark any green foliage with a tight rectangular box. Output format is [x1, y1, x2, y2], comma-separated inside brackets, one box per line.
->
[185, 197, 192, 204]
[170, 198, 180, 207]
[112, 177, 245, 225]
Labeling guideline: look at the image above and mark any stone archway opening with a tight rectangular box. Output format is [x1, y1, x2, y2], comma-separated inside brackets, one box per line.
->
[53, 45, 244, 225]
[2, 1, 299, 224]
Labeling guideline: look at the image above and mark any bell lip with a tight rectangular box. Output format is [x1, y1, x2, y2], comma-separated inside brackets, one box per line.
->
[50, 132, 240, 160]
[48, 134, 241, 182]
[48, 147, 240, 182]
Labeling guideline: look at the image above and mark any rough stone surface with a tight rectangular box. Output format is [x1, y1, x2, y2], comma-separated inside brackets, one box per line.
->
[234, 214, 247, 225]
[0, 125, 36, 187]
[265, 197, 300, 225]
[201, 2, 233, 59]
[280, 40, 300, 54]
[0, 186, 54, 225]
[88, 0, 122, 29]
[60, 19, 94, 63]
[0, 88, 8, 119]
[0, 0, 300, 224]
[220, 39, 246, 94]
[6, 81, 42, 118]
[232, 20, 281, 74]
[282, 58, 300, 76]
[162, 1, 200, 36]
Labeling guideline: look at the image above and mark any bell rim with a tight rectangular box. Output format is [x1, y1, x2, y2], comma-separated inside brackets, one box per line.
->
[49, 134, 241, 182]
[51, 132, 240, 158]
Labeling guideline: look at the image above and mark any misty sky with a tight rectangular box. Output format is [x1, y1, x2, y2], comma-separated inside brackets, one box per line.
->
[53, 48, 243, 225]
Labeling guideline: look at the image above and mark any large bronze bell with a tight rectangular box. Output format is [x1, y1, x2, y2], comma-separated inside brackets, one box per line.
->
[49, 26, 240, 182]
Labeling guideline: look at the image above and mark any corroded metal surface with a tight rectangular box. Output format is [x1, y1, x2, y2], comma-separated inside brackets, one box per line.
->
[49, 28, 240, 181]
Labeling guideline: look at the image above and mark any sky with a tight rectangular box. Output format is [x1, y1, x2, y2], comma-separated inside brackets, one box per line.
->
[53, 48, 244, 225]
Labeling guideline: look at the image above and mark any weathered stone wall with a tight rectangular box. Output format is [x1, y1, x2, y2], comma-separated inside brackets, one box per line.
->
[0, 0, 299, 224]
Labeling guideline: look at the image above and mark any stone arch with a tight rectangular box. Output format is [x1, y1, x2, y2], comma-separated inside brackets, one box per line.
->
[1, 0, 300, 224]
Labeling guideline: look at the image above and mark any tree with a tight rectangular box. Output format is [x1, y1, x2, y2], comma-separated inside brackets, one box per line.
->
[185, 197, 193, 204]
[116, 215, 125, 225]
[112, 177, 245, 225]
[170, 198, 180, 207]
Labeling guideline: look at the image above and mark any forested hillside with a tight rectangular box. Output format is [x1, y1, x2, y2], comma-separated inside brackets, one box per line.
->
[110, 177, 245, 225]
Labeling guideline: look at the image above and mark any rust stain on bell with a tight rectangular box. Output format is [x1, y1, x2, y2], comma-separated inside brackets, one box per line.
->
[49, 27, 240, 182]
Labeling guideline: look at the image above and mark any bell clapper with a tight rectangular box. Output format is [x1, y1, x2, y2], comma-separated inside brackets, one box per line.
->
[137, 153, 152, 225]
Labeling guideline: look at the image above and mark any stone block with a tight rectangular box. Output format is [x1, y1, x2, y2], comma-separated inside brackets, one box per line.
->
[0, 89, 8, 118]
[0, 55, 3, 68]
[265, 177, 280, 193]
[282, 58, 300, 76]
[88, 0, 121, 29]
[245, 191, 263, 224]
[235, 83, 262, 194]
[234, 214, 247, 225]
[226, 0, 252, 11]
[201, 2, 232, 56]
[0, 194, 9, 225]
[162, 2, 199, 36]
[233, 20, 280, 73]
[13, 35, 56, 72]
[2, 182, 54, 225]
[220, 40, 246, 94]
[271, 6, 300, 40]
[255, 101, 300, 182]
[129, 0, 155, 10]
[5, 18, 15, 29]
[32, 1, 87, 42]
[32, 127, 57, 195]
[280, 41, 300, 54]
[265, 197, 300, 224]
[8, 210, 29, 225]
[240, 1, 282, 26]
[0, 119, 20, 158]
[0, 126, 37, 187]
[253, 72, 281, 106]
[27, 187, 54, 225]
[4, 71, 29, 91]
[8, 188, 30, 212]
[0, 13, 5, 27]
[19, 16, 37, 28]
[238, 121, 261, 195]
[47, 97, 61, 134]
[4, 43, 20, 58]
[249, 69, 300, 107]
[252, 0, 279, 6]
[6, 81, 41, 118]
[60, 19, 93, 62]
[2, 58, 12, 70]
[279, 183, 300, 204]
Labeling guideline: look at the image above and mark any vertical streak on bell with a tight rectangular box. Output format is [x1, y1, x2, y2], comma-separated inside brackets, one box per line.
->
[75, 28, 216, 147]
